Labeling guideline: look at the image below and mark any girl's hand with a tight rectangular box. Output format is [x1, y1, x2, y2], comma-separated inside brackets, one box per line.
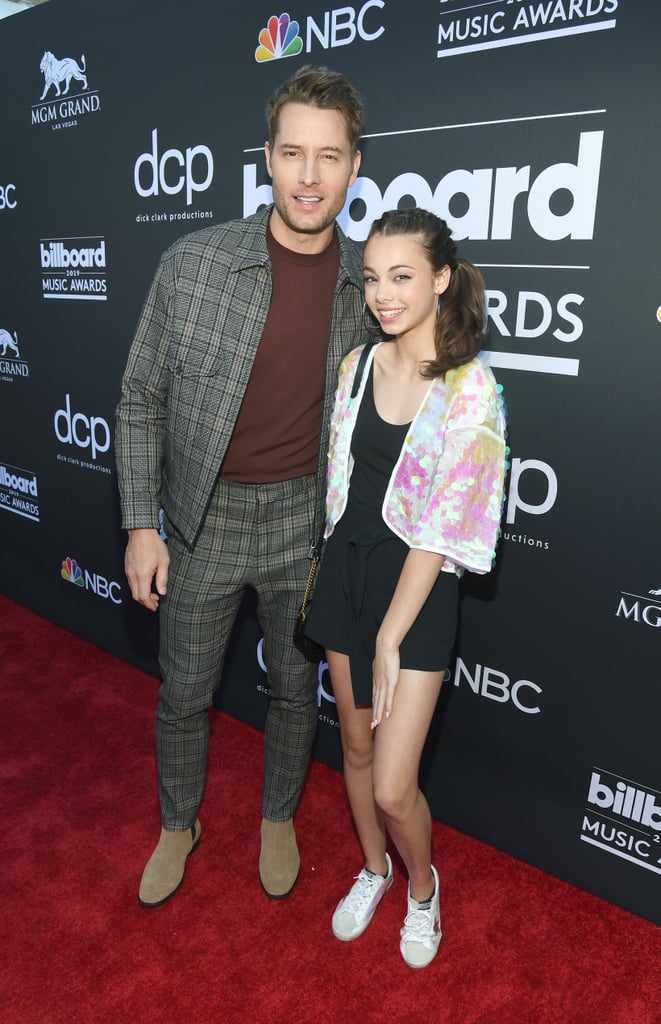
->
[371, 640, 400, 728]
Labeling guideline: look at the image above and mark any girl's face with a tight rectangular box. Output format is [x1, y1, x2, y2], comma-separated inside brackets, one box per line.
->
[363, 233, 450, 340]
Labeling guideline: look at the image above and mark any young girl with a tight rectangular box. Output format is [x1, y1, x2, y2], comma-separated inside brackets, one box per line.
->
[305, 208, 507, 968]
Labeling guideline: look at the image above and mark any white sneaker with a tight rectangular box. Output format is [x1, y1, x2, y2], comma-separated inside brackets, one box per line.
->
[332, 853, 393, 941]
[399, 865, 442, 968]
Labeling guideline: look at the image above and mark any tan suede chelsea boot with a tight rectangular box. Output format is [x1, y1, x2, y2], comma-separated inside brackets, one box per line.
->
[138, 819, 201, 907]
[259, 818, 300, 899]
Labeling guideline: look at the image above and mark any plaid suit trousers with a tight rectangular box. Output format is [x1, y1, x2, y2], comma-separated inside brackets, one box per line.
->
[156, 474, 319, 829]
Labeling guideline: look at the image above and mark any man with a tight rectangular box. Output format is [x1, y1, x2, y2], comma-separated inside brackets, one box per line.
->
[115, 65, 366, 906]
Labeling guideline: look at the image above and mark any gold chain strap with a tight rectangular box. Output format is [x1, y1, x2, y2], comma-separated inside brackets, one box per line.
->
[298, 552, 320, 621]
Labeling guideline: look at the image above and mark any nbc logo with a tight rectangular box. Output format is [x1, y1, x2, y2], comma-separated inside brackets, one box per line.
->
[255, 12, 303, 61]
[60, 555, 122, 603]
[61, 556, 83, 587]
[254, 4, 384, 62]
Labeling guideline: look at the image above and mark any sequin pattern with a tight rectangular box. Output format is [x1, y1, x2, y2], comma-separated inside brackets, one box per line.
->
[325, 343, 507, 575]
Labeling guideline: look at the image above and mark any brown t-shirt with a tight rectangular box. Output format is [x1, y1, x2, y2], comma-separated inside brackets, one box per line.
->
[220, 224, 339, 483]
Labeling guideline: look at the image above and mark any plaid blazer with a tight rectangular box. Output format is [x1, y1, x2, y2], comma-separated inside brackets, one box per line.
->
[115, 205, 366, 548]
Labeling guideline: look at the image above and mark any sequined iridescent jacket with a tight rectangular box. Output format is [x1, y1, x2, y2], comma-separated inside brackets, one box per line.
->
[325, 342, 507, 575]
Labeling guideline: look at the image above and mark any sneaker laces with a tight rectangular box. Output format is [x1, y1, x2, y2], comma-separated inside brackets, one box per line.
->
[401, 904, 439, 950]
[341, 869, 385, 916]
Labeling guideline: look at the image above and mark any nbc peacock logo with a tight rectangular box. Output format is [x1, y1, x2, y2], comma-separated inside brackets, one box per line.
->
[60, 555, 123, 603]
[61, 556, 84, 587]
[255, 12, 303, 61]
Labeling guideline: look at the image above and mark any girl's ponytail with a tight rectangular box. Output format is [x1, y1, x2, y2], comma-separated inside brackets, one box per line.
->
[426, 256, 485, 378]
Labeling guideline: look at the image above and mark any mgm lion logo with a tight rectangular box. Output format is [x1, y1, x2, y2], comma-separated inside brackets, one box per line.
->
[39, 51, 88, 101]
[0, 329, 19, 358]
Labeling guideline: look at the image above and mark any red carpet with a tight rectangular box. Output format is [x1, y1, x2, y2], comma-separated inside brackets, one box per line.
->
[1, 593, 659, 1024]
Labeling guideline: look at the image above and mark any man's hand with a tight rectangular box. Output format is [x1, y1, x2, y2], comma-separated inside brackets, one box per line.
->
[124, 528, 170, 611]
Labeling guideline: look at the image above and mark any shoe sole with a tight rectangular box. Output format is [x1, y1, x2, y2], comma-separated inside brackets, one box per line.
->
[400, 940, 442, 969]
[258, 865, 300, 900]
[137, 832, 202, 908]
[332, 919, 372, 942]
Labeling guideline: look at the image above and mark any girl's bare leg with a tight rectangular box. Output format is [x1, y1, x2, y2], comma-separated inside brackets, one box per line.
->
[326, 650, 388, 876]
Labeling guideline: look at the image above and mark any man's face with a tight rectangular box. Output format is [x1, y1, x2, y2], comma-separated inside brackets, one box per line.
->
[265, 102, 361, 251]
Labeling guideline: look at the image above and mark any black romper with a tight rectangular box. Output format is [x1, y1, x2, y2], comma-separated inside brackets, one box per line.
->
[305, 365, 458, 705]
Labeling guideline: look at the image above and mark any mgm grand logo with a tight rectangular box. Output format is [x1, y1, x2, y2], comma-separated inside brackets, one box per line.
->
[31, 50, 101, 128]
[0, 328, 29, 382]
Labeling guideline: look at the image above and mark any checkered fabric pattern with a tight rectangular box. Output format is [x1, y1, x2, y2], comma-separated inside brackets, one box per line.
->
[157, 476, 320, 828]
[115, 205, 366, 548]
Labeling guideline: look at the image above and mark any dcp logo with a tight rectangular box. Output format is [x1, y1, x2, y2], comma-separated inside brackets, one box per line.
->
[54, 394, 111, 460]
[506, 457, 558, 525]
[134, 129, 214, 206]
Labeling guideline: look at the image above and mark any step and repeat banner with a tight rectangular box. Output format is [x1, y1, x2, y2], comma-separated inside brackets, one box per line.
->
[1, 0, 659, 923]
